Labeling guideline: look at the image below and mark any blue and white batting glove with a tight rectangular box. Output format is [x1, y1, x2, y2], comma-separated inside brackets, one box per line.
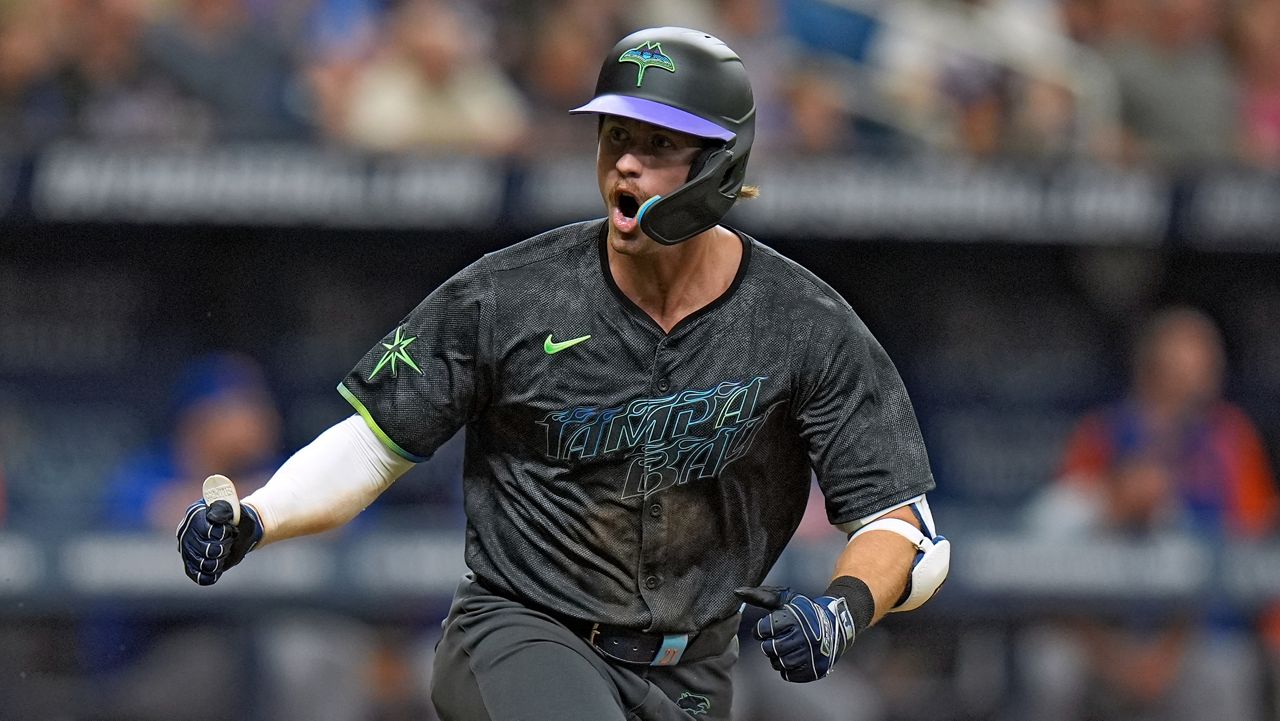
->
[734, 583, 863, 683]
[176, 499, 263, 586]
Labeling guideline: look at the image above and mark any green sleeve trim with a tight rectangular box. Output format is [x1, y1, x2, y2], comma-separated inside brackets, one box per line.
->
[337, 383, 425, 463]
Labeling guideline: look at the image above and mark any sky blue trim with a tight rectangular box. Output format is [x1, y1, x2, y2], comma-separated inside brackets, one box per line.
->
[651, 634, 690, 666]
[635, 195, 661, 225]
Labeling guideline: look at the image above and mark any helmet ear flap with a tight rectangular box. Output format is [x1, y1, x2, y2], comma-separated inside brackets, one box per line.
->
[686, 146, 716, 182]
[639, 148, 740, 244]
[686, 145, 743, 197]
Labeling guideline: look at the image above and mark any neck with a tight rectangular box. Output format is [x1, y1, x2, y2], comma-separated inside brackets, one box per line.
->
[607, 225, 742, 333]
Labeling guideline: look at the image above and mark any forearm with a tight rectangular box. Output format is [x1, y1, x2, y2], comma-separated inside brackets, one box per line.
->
[242, 415, 416, 545]
[831, 505, 920, 626]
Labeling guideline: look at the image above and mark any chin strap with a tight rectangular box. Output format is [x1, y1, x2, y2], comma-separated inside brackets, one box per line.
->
[850, 515, 950, 613]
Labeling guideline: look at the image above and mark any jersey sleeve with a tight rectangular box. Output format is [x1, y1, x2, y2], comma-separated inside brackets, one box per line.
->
[794, 307, 935, 526]
[338, 259, 492, 462]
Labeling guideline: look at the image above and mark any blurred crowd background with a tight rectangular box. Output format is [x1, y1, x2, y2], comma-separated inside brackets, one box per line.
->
[3, 0, 1280, 720]
[1, 0, 1279, 165]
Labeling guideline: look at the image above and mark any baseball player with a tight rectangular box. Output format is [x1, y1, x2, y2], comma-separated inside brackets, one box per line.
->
[177, 26, 949, 721]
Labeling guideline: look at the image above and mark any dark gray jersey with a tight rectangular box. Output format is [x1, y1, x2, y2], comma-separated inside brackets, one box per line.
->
[340, 220, 934, 632]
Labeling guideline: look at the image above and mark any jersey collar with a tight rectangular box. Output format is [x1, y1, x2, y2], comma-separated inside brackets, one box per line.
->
[595, 220, 753, 339]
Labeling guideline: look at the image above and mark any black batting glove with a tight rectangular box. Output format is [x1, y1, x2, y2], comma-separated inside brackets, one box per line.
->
[176, 499, 263, 586]
[735, 581, 865, 683]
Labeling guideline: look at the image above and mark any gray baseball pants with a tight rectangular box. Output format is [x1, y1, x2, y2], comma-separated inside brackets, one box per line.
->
[430, 574, 738, 721]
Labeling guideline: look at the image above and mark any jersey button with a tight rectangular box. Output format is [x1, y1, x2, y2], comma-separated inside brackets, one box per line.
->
[644, 575, 661, 590]
[649, 503, 662, 518]
[657, 378, 670, 392]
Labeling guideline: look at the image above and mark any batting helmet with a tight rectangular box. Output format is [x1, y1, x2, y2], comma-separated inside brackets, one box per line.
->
[571, 26, 756, 245]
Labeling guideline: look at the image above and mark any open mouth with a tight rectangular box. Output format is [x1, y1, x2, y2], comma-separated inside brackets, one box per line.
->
[617, 192, 640, 219]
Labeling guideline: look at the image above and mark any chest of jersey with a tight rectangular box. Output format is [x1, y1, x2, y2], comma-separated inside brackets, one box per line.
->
[492, 303, 796, 499]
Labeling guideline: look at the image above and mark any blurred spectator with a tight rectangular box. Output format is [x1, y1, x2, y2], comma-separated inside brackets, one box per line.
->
[771, 57, 909, 157]
[1233, 0, 1280, 168]
[298, 0, 382, 140]
[61, 0, 204, 143]
[140, 0, 310, 140]
[1055, 307, 1276, 537]
[1059, 0, 1103, 45]
[870, 0, 1089, 159]
[1021, 306, 1277, 721]
[779, 60, 857, 155]
[707, 0, 805, 153]
[1099, 0, 1239, 167]
[937, 49, 1012, 158]
[0, 0, 72, 150]
[85, 352, 282, 721]
[106, 352, 281, 526]
[342, 0, 527, 154]
[509, 0, 616, 155]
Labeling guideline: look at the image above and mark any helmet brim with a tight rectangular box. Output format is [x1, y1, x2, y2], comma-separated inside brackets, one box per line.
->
[570, 95, 735, 142]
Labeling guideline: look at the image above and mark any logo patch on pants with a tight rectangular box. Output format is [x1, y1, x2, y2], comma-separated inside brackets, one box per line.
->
[677, 692, 711, 717]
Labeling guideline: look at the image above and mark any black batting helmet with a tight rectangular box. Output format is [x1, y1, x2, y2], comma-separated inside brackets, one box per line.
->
[571, 26, 756, 245]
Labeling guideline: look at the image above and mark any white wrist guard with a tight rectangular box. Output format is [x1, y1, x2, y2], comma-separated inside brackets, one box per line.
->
[851, 516, 950, 612]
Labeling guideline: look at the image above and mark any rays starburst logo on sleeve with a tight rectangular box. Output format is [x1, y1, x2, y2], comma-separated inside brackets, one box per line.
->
[618, 41, 676, 86]
[369, 326, 423, 381]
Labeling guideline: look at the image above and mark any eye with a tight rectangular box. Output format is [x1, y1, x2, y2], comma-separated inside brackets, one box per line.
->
[607, 126, 629, 144]
[651, 134, 675, 150]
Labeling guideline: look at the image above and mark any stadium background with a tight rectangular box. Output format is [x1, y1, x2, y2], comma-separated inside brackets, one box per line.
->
[3, 0, 1280, 718]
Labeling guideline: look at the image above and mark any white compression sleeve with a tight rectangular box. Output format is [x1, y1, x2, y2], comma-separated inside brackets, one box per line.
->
[241, 415, 416, 545]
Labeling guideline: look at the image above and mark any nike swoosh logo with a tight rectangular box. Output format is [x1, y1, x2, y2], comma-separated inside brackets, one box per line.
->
[544, 333, 591, 354]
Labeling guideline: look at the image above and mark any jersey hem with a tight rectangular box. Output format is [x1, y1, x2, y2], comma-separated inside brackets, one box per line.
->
[336, 382, 426, 463]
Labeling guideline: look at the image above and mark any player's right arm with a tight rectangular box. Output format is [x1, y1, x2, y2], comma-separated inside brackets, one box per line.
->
[179, 257, 492, 586]
[176, 415, 414, 585]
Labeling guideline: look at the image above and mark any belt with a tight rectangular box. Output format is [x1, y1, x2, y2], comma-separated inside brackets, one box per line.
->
[468, 574, 738, 666]
[560, 613, 740, 667]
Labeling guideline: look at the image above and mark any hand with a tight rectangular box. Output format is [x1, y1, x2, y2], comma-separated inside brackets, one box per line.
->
[734, 585, 856, 683]
[176, 499, 263, 585]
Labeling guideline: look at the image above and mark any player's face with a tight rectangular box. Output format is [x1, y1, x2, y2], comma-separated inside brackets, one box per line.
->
[596, 116, 704, 249]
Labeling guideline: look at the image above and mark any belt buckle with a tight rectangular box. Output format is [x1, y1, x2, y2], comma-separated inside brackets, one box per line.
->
[650, 633, 689, 667]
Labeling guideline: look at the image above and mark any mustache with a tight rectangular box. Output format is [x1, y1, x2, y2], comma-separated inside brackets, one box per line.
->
[610, 184, 650, 203]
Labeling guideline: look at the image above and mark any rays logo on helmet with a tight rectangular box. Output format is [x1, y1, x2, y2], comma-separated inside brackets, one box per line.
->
[618, 41, 676, 86]
[676, 692, 711, 717]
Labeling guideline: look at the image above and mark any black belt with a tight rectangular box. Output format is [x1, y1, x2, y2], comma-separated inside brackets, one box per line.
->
[559, 613, 740, 667]
[469, 574, 738, 666]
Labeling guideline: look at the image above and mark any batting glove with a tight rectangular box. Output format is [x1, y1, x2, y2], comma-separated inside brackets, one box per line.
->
[734, 585, 858, 683]
[176, 499, 262, 586]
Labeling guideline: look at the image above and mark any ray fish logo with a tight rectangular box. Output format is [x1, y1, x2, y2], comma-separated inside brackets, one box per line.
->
[676, 692, 711, 717]
[619, 41, 676, 86]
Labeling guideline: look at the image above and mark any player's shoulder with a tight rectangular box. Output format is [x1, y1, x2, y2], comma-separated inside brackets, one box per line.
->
[742, 234, 855, 318]
[477, 220, 603, 274]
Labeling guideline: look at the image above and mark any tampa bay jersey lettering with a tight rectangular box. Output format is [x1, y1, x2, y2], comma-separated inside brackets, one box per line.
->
[538, 377, 778, 498]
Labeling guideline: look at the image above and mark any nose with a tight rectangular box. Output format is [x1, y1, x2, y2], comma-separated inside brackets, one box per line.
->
[614, 147, 644, 178]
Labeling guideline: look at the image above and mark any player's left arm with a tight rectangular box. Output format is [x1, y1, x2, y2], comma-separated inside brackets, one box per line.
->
[738, 302, 947, 682]
[832, 505, 927, 627]
[834, 494, 949, 624]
